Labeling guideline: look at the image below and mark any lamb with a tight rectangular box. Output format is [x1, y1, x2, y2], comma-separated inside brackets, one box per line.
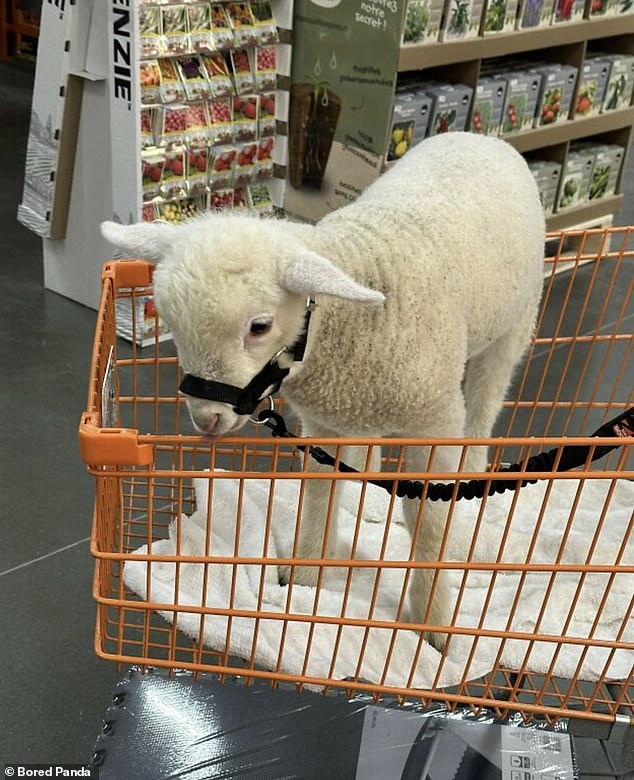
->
[101, 132, 545, 645]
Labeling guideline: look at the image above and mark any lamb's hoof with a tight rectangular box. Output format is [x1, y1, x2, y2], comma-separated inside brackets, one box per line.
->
[278, 564, 320, 587]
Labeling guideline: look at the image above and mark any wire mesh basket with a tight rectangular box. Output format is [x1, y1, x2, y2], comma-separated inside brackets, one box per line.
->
[79, 227, 633, 727]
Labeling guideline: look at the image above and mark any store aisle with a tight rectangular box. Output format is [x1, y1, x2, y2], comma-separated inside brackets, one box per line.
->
[1, 57, 632, 775]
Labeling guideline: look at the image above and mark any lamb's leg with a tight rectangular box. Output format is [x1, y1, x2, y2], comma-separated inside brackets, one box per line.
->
[280, 424, 380, 587]
[400, 400, 466, 649]
[462, 300, 539, 470]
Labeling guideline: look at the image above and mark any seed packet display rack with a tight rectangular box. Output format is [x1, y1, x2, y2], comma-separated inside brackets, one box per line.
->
[80, 227, 634, 738]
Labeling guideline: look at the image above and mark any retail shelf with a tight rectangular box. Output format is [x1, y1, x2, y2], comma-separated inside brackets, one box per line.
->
[545, 193, 623, 230]
[398, 15, 634, 71]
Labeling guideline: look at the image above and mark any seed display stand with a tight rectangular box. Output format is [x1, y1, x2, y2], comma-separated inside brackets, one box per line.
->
[18, 0, 294, 310]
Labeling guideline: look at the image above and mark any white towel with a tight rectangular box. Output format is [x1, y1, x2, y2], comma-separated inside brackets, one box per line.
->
[123, 474, 634, 688]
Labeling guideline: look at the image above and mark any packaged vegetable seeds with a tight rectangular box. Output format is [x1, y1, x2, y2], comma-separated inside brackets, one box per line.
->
[211, 4, 235, 50]
[140, 60, 162, 105]
[230, 48, 256, 94]
[187, 2, 214, 53]
[255, 45, 277, 92]
[200, 52, 234, 98]
[401, 0, 444, 44]
[227, 2, 258, 47]
[251, 2, 279, 45]
[139, 5, 164, 59]
[159, 57, 187, 104]
[177, 55, 210, 101]
[161, 5, 190, 56]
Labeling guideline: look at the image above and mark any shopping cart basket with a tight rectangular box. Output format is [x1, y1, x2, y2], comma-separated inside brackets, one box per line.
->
[79, 227, 633, 733]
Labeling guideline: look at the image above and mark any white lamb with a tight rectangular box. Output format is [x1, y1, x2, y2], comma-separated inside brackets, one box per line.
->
[102, 132, 545, 644]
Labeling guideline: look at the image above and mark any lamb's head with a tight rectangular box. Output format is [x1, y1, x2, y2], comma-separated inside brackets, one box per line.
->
[101, 214, 384, 439]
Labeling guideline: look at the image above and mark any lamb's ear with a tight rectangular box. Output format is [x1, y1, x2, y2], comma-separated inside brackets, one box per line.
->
[100, 220, 175, 261]
[281, 251, 385, 303]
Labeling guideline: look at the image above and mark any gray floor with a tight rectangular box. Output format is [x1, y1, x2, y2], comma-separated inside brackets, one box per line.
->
[1, 58, 633, 776]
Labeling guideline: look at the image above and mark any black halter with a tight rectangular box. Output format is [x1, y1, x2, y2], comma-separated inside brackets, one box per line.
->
[179, 299, 315, 416]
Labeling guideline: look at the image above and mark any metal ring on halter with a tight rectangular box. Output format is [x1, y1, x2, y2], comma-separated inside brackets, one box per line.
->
[249, 395, 275, 424]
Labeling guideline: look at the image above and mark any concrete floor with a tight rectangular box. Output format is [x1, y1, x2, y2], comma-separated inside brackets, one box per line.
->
[0, 57, 633, 776]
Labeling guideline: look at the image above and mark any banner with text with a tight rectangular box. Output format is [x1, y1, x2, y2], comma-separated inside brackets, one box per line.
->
[285, 0, 406, 222]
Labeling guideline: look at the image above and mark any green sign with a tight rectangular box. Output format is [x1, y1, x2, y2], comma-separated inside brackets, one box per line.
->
[286, 0, 406, 221]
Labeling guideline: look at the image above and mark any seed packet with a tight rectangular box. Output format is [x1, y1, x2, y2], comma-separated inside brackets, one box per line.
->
[142, 148, 166, 200]
[209, 187, 235, 210]
[517, 0, 555, 27]
[156, 199, 184, 224]
[184, 102, 211, 145]
[255, 135, 275, 179]
[140, 108, 155, 148]
[209, 146, 237, 189]
[250, 1, 279, 45]
[180, 196, 206, 219]
[532, 64, 578, 127]
[187, 2, 214, 53]
[186, 145, 209, 196]
[159, 58, 187, 103]
[574, 59, 610, 118]
[142, 202, 158, 223]
[259, 91, 276, 137]
[552, 0, 585, 22]
[162, 5, 190, 56]
[161, 145, 187, 199]
[248, 181, 274, 214]
[211, 4, 235, 49]
[200, 52, 234, 98]
[208, 97, 234, 144]
[233, 95, 259, 142]
[601, 54, 634, 111]
[233, 185, 248, 210]
[159, 106, 189, 146]
[589, 0, 617, 14]
[230, 48, 255, 94]
[140, 60, 162, 105]
[226, 2, 258, 47]
[177, 55, 210, 100]
[482, 0, 520, 33]
[139, 5, 164, 58]
[234, 140, 258, 184]
[441, 0, 484, 40]
[558, 148, 596, 209]
[255, 46, 277, 91]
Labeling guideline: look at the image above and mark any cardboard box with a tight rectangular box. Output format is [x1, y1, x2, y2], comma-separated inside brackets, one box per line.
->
[500, 70, 543, 133]
[578, 143, 626, 199]
[574, 58, 611, 118]
[600, 54, 634, 111]
[470, 75, 507, 135]
[527, 159, 562, 215]
[401, 0, 446, 43]
[532, 63, 578, 127]
[425, 83, 474, 135]
[558, 148, 597, 209]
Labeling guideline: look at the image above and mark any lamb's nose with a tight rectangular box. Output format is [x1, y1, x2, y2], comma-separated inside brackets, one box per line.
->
[194, 413, 219, 436]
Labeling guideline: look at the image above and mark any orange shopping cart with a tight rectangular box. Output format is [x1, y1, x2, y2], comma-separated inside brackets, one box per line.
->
[79, 227, 633, 744]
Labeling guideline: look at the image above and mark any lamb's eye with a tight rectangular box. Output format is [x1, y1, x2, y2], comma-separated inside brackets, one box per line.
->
[249, 319, 272, 336]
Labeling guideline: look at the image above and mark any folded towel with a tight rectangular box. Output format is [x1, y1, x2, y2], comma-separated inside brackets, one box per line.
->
[123, 474, 633, 689]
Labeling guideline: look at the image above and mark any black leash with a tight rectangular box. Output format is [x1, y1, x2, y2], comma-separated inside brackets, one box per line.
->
[257, 406, 634, 502]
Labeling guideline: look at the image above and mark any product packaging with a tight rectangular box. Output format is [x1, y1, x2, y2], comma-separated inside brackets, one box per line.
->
[159, 106, 189, 146]
[532, 63, 578, 126]
[161, 145, 188, 200]
[500, 70, 543, 133]
[580, 143, 626, 199]
[251, 2, 279, 45]
[234, 140, 259, 184]
[140, 108, 155, 149]
[159, 58, 187, 104]
[139, 4, 164, 59]
[233, 95, 259, 142]
[402, 0, 446, 43]
[600, 54, 634, 110]
[517, 0, 555, 28]
[226, 2, 258, 48]
[140, 60, 162, 106]
[178, 56, 211, 101]
[588, 0, 618, 15]
[209, 187, 235, 211]
[440, 0, 485, 40]
[527, 159, 562, 214]
[185, 102, 211, 147]
[142, 148, 166, 200]
[426, 83, 473, 135]
[470, 75, 507, 134]
[208, 97, 235, 145]
[574, 58, 611, 117]
[162, 5, 190, 56]
[248, 181, 274, 213]
[186, 144, 209, 197]
[482, 0, 520, 34]
[211, 4, 235, 49]
[200, 53, 234, 98]
[255, 46, 277, 92]
[259, 91, 276, 137]
[187, 3, 214, 53]
[255, 135, 275, 179]
[209, 146, 237, 189]
[230, 48, 256, 94]
[558, 147, 597, 209]
[387, 89, 434, 160]
[551, 0, 585, 22]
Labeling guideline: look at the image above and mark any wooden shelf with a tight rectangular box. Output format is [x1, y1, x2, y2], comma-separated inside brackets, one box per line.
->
[502, 106, 634, 152]
[545, 194, 623, 230]
[398, 15, 634, 70]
